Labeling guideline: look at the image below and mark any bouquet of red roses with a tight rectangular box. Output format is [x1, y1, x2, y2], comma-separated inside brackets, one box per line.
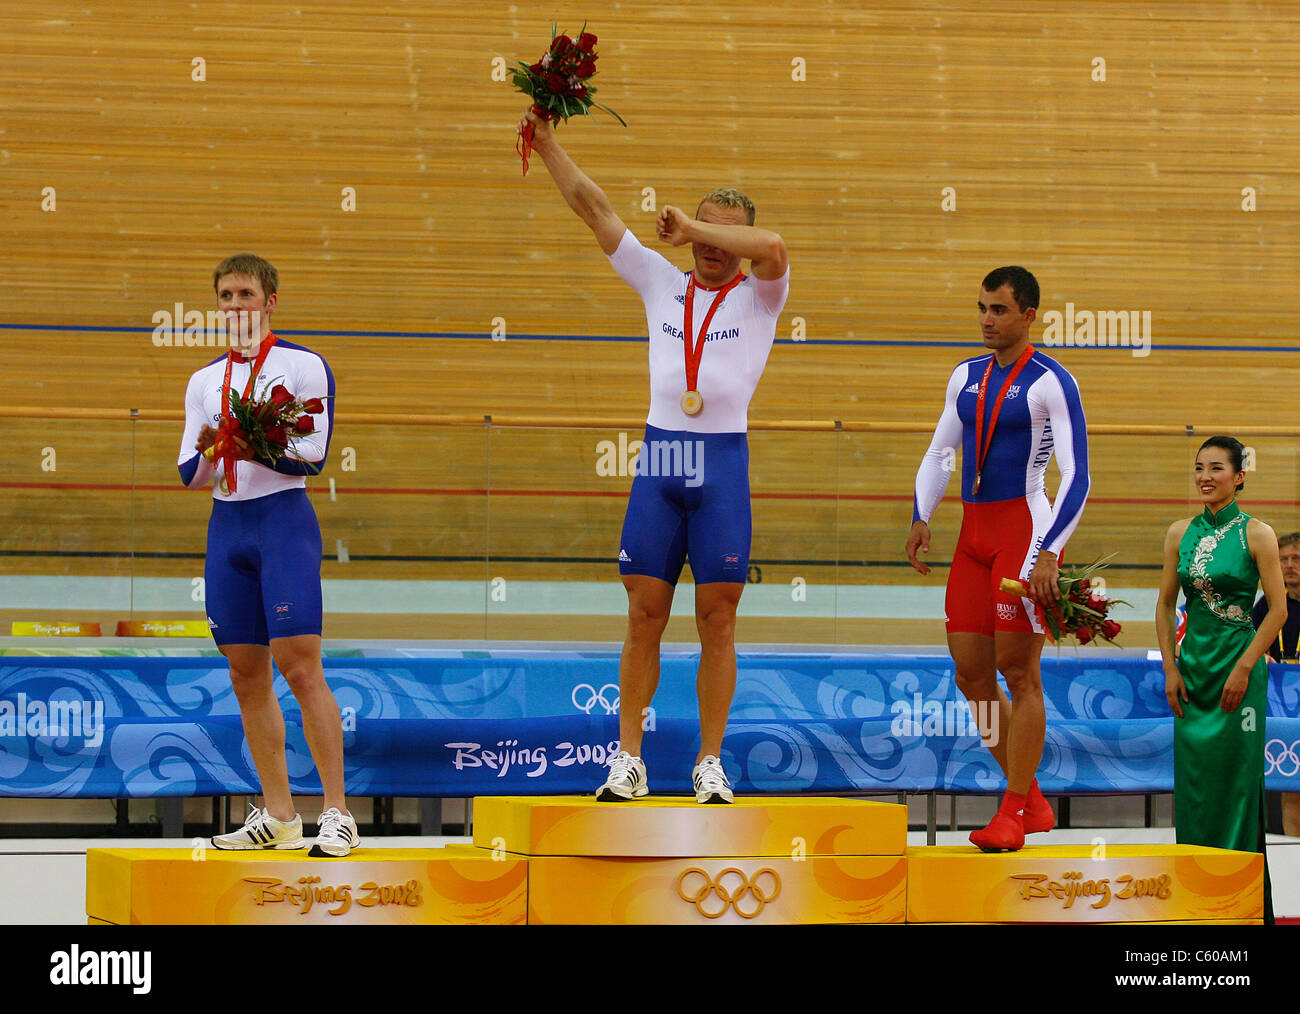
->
[1000, 556, 1127, 646]
[512, 22, 625, 174]
[204, 378, 326, 492]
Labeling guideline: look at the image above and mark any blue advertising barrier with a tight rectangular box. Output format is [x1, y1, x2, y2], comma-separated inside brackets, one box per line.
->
[1, 654, 1297, 797]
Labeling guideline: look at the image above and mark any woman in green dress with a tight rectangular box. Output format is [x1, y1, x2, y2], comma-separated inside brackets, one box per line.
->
[1155, 436, 1286, 924]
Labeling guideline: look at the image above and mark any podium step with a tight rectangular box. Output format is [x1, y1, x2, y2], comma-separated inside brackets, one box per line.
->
[472, 795, 907, 858]
[84, 802, 1265, 925]
[85, 845, 526, 925]
[906, 844, 1265, 924]
[527, 854, 907, 924]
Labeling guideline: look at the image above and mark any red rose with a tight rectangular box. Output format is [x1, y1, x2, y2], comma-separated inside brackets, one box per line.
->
[303, 397, 324, 414]
[529, 61, 544, 75]
[1075, 626, 1094, 644]
[552, 34, 573, 53]
[1079, 579, 1091, 591]
[545, 72, 565, 93]
[1088, 594, 1108, 612]
[578, 31, 597, 53]
[269, 384, 294, 408]
[294, 416, 315, 435]
[576, 57, 596, 77]
[1102, 619, 1122, 639]
[565, 82, 588, 99]
[264, 425, 289, 447]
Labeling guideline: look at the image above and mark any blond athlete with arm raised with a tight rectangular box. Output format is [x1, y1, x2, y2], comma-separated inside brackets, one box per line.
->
[519, 107, 788, 804]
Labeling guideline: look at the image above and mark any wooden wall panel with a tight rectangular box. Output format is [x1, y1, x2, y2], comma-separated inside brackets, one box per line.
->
[1, 1, 1297, 613]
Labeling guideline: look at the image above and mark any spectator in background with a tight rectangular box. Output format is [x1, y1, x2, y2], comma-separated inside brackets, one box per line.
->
[1252, 530, 1300, 837]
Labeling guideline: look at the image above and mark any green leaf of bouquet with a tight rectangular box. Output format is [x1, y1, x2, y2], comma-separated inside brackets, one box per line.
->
[592, 101, 627, 126]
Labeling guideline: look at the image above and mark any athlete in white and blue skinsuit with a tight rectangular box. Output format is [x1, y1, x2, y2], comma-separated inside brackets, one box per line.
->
[178, 254, 357, 858]
[520, 106, 789, 804]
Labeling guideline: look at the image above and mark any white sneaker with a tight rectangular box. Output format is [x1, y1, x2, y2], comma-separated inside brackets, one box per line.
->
[595, 750, 648, 801]
[693, 755, 734, 804]
[310, 807, 359, 858]
[211, 804, 305, 850]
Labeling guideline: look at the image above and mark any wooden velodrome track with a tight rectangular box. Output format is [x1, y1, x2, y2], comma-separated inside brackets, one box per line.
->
[1, 1, 1297, 642]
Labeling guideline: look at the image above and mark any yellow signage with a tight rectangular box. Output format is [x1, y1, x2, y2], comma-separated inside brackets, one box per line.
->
[244, 875, 424, 917]
[11, 622, 102, 636]
[1010, 871, 1172, 911]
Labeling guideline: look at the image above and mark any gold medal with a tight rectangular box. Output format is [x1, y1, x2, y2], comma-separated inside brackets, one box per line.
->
[218, 474, 230, 496]
[680, 389, 703, 415]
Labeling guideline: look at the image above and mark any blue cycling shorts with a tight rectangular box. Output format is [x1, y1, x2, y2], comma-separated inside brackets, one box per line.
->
[617, 425, 751, 586]
[205, 488, 323, 645]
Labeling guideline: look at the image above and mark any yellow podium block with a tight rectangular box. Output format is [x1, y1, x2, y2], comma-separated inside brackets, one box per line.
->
[86, 846, 526, 925]
[473, 795, 906, 858]
[906, 844, 1265, 924]
[528, 854, 907, 924]
[472, 795, 908, 924]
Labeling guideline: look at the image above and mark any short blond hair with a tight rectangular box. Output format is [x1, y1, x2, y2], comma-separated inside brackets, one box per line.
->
[697, 187, 756, 225]
[213, 253, 278, 296]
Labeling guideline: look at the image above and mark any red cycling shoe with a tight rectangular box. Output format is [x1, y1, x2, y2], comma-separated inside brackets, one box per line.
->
[1022, 781, 1055, 834]
[969, 809, 1025, 853]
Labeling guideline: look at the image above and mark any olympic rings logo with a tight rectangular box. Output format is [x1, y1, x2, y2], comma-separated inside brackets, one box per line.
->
[1264, 739, 1300, 778]
[675, 867, 782, 919]
[571, 683, 620, 715]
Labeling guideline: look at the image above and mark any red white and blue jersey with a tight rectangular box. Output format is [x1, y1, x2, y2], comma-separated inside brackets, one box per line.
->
[177, 337, 335, 501]
[912, 348, 1089, 557]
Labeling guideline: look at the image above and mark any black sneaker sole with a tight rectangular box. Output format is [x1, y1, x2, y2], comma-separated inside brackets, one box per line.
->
[308, 844, 355, 858]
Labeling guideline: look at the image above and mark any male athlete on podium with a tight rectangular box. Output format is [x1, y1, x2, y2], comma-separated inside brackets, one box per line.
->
[519, 107, 789, 804]
[906, 267, 1090, 851]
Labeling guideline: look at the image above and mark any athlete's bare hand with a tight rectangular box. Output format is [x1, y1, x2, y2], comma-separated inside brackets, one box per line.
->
[906, 521, 932, 576]
[197, 424, 252, 461]
[195, 425, 218, 454]
[1027, 551, 1060, 605]
[518, 106, 555, 150]
[656, 205, 693, 247]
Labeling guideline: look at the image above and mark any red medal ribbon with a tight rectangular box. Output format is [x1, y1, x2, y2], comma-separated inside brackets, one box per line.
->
[683, 271, 744, 405]
[217, 332, 278, 493]
[972, 343, 1034, 495]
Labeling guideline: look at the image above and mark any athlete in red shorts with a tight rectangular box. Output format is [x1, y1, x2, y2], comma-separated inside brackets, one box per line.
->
[906, 266, 1090, 852]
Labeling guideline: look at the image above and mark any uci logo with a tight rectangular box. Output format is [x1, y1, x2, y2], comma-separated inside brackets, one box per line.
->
[571, 683, 620, 715]
[1264, 739, 1300, 778]
[676, 867, 782, 919]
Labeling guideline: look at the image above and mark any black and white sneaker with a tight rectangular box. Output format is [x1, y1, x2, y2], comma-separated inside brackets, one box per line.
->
[692, 755, 734, 804]
[211, 804, 305, 850]
[310, 807, 360, 857]
[595, 750, 649, 801]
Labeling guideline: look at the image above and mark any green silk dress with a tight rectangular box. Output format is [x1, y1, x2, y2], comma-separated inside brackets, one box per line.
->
[1175, 500, 1273, 923]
